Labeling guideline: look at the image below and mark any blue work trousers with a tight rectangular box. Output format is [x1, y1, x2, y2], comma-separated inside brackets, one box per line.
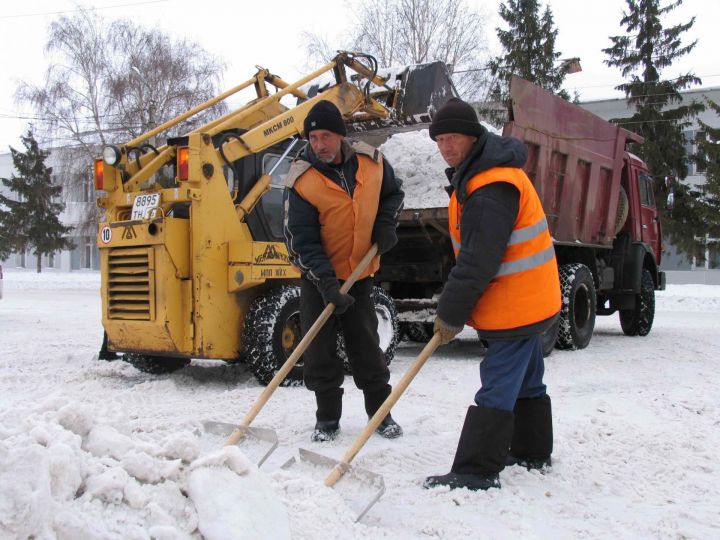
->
[474, 336, 547, 411]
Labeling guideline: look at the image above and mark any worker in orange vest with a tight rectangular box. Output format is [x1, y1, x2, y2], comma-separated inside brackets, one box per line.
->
[424, 98, 561, 491]
[283, 100, 405, 442]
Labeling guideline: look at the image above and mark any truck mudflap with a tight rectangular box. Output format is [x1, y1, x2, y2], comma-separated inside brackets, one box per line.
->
[657, 270, 666, 291]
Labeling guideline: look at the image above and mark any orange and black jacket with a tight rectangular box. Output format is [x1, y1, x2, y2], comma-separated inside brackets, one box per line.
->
[438, 132, 560, 340]
[283, 140, 404, 284]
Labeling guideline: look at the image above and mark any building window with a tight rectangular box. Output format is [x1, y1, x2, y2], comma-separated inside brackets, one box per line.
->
[84, 237, 93, 269]
[683, 130, 695, 175]
[695, 131, 707, 174]
[82, 173, 93, 203]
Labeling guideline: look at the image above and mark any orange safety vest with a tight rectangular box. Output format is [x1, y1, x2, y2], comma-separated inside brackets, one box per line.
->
[448, 167, 561, 331]
[293, 154, 383, 280]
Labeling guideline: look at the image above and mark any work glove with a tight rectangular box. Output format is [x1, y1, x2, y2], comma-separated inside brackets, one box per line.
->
[372, 227, 398, 255]
[433, 316, 463, 345]
[318, 277, 355, 315]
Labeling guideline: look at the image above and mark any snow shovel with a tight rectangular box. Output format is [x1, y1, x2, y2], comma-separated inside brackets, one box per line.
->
[203, 244, 380, 466]
[284, 331, 443, 521]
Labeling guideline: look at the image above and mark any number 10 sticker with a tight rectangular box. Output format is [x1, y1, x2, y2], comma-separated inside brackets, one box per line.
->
[100, 226, 112, 244]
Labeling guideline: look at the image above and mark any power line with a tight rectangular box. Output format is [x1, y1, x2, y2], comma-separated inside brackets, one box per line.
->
[0, 0, 169, 19]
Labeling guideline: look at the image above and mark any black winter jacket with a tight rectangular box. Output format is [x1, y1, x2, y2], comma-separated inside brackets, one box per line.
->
[436, 132, 556, 339]
[283, 140, 404, 284]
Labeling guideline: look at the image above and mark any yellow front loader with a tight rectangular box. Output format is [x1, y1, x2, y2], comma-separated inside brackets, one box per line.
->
[94, 52, 455, 384]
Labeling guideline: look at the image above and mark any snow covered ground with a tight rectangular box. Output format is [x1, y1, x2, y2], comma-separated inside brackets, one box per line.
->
[1, 269, 719, 539]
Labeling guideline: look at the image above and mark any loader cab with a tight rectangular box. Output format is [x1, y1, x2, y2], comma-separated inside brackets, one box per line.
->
[233, 139, 297, 243]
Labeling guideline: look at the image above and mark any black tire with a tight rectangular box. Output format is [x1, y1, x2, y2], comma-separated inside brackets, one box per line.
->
[541, 317, 559, 357]
[339, 286, 399, 373]
[619, 268, 655, 336]
[404, 321, 435, 343]
[244, 286, 304, 386]
[555, 263, 596, 350]
[123, 353, 190, 374]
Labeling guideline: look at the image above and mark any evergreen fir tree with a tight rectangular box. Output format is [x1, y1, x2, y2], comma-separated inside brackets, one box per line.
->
[693, 97, 720, 264]
[603, 0, 704, 259]
[0, 128, 74, 272]
[488, 0, 569, 120]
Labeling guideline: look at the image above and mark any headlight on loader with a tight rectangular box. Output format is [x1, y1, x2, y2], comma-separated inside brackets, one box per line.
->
[102, 145, 122, 166]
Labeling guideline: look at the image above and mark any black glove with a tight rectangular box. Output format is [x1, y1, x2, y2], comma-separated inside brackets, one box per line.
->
[317, 278, 355, 315]
[372, 227, 398, 255]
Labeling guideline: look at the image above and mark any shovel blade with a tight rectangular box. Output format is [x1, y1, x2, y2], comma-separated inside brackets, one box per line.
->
[201, 421, 279, 466]
[282, 447, 385, 522]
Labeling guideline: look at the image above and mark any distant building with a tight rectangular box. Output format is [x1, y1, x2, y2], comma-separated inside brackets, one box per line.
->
[0, 149, 99, 271]
[580, 87, 720, 270]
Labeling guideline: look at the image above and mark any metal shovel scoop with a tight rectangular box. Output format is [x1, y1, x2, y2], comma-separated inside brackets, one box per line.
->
[286, 332, 442, 521]
[202, 245, 379, 465]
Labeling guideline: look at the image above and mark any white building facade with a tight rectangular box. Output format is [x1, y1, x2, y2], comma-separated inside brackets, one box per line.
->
[581, 86, 720, 270]
[0, 149, 99, 271]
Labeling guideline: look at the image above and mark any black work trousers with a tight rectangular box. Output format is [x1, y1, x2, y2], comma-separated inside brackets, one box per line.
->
[300, 276, 391, 421]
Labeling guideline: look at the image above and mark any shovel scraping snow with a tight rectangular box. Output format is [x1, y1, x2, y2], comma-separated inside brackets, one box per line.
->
[202, 245, 380, 466]
[284, 332, 442, 521]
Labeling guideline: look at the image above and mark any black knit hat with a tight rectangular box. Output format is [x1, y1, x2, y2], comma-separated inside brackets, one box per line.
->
[303, 100, 347, 137]
[429, 98, 486, 141]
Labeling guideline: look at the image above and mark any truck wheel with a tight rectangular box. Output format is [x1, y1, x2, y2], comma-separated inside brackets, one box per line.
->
[244, 286, 304, 386]
[555, 263, 596, 350]
[540, 317, 559, 357]
[339, 287, 399, 373]
[403, 321, 435, 343]
[619, 269, 655, 336]
[123, 353, 190, 374]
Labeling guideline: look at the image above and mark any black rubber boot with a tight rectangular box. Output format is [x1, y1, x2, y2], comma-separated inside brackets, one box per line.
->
[312, 389, 343, 442]
[424, 406, 514, 491]
[506, 394, 553, 471]
[311, 420, 341, 442]
[363, 386, 403, 438]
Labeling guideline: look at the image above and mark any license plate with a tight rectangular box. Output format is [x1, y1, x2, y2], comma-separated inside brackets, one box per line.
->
[131, 193, 161, 220]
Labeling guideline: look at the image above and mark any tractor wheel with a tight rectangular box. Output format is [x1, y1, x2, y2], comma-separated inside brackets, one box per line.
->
[555, 263, 596, 350]
[403, 321, 435, 343]
[338, 287, 399, 373]
[123, 353, 190, 374]
[244, 286, 304, 386]
[619, 269, 655, 336]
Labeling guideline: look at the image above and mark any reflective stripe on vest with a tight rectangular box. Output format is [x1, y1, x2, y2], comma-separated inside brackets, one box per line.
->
[293, 154, 383, 280]
[448, 167, 561, 331]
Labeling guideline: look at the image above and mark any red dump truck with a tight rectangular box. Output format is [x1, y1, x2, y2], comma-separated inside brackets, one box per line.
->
[378, 75, 666, 353]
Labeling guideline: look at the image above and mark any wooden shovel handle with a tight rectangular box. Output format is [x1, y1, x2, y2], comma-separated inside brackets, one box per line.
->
[225, 244, 379, 446]
[324, 332, 442, 486]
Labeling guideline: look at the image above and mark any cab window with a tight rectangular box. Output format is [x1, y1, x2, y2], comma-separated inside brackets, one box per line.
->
[261, 153, 292, 239]
[638, 173, 655, 207]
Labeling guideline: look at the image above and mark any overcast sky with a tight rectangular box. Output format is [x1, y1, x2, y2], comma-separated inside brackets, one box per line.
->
[1, 0, 718, 152]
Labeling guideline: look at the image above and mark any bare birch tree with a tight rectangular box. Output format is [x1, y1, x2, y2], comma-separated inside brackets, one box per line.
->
[302, 0, 491, 100]
[16, 9, 226, 235]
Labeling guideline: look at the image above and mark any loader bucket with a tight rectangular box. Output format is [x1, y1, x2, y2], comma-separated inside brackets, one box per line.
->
[349, 61, 458, 136]
[281, 448, 385, 522]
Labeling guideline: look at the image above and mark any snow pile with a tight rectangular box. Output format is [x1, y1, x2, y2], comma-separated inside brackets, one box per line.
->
[379, 125, 500, 209]
[379, 129, 449, 209]
[0, 397, 290, 539]
[188, 447, 290, 539]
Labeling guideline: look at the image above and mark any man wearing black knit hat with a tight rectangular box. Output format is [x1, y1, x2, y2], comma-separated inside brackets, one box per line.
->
[424, 98, 560, 491]
[283, 100, 405, 442]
